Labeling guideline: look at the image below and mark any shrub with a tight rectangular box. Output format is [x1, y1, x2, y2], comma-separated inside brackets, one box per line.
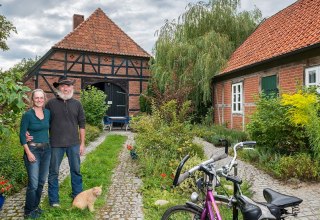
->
[81, 86, 108, 128]
[0, 131, 27, 195]
[281, 90, 320, 159]
[246, 95, 308, 154]
[132, 100, 205, 190]
[197, 124, 249, 147]
[278, 153, 319, 181]
[85, 124, 101, 145]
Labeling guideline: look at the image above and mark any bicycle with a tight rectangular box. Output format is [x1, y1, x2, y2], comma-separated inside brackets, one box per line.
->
[161, 140, 303, 220]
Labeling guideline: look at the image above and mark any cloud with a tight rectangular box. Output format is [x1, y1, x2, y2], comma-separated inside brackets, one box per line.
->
[0, 0, 296, 71]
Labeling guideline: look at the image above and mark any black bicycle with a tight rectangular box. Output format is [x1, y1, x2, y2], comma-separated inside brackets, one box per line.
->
[161, 140, 303, 220]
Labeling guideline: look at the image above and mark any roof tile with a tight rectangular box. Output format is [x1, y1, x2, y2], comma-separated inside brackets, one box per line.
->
[221, 0, 320, 74]
[53, 8, 151, 58]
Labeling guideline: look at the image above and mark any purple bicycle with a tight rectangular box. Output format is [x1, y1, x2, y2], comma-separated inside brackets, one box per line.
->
[161, 140, 303, 220]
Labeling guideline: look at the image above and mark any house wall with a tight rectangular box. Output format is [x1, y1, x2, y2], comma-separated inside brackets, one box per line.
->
[213, 55, 320, 130]
[24, 50, 150, 115]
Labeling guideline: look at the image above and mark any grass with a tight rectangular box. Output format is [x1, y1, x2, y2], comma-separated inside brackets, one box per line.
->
[38, 134, 126, 220]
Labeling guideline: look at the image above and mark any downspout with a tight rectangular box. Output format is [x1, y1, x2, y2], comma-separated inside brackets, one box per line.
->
[222, 83, 224, 125]
[215, 86, 221, 125]
[242, 88, 245, 132]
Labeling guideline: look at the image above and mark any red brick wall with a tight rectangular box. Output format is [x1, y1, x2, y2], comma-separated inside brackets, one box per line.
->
[213, 56, 320, 130]
[24, 50, 150, 115]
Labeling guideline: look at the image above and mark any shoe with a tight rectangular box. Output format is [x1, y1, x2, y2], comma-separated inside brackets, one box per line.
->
[24, 210, 41, 219]
[50, 203, 60, 208]
[35, 207, 44, 214]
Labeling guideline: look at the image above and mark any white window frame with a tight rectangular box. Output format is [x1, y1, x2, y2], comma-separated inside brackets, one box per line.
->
[232, 82, 243, 114]
[305, 66, 320, 93]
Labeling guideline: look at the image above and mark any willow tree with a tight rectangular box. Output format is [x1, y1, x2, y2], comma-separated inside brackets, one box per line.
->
[150, 0, 262, 116]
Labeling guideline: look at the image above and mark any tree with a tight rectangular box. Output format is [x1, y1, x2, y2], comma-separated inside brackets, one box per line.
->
[150, 0, 262, 115]
[0, 57, 39, 137]
[0, 6, 17, 51]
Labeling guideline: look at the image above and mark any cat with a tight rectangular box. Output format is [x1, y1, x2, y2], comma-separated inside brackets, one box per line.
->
[72, 185, 102, 212]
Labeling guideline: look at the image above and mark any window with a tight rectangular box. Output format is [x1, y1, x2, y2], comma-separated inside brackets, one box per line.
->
[305, 66, 320, 93]
[261, 75, 278, 97]
[232, 82, 243, 113]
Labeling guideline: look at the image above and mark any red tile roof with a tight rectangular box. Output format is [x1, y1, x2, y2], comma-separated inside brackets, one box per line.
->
[54, 8, 151, 58]
[221, 0, 320, 74]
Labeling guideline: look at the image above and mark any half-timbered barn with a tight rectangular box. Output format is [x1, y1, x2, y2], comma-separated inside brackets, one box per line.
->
[23, 8, 151, 117]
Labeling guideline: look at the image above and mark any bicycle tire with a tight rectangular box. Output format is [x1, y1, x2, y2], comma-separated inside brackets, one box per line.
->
[161, 204, 207, 220]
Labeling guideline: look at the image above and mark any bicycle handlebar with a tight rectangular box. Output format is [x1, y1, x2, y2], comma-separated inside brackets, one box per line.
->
[219, 141, 256, 175]
[175, 153, 228, 186]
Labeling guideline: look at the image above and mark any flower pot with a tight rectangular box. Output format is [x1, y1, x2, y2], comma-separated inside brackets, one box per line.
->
[0, 194, 5, 210]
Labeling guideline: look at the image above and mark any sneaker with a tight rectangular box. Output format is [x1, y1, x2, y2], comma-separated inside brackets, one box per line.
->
[24, 210, 41, 219]
[50, 203, 60, 208]
[35, 207, 44, 214]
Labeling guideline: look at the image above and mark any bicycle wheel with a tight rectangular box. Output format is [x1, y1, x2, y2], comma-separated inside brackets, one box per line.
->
[161, 205, 204, 220]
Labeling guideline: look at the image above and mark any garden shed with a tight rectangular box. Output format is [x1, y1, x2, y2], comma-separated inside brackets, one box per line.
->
[23, 8, 151, 116]
[212, 0, 320, 130]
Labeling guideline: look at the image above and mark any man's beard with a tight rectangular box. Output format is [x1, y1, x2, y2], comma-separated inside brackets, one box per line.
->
[56, 89, 74, 100]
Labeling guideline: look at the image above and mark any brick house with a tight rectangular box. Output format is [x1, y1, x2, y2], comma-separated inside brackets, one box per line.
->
[212, 0, 320, 130]
[23, 8, 151, 116]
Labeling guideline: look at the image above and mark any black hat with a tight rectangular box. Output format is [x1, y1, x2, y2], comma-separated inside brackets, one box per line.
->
[53, 76, 75, 88]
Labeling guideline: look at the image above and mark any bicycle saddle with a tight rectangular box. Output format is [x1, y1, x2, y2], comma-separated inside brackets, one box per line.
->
[263, 188, 303, 208]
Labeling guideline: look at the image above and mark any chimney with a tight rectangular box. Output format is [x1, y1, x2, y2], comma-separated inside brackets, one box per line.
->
[73, 14, 84, 30]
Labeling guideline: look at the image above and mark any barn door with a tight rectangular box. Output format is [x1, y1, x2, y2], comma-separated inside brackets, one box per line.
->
[105, 83, 127, 116]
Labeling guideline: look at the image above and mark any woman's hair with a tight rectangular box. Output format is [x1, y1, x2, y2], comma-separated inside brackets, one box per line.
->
[30, 88, 47, 107]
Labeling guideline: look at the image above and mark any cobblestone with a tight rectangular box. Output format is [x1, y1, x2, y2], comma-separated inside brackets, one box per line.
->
[96, 131, 143, 220]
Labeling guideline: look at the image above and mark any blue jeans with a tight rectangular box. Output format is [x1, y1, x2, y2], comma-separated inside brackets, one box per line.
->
[24, 145, 51, 215]
[48, 145, 83, 205]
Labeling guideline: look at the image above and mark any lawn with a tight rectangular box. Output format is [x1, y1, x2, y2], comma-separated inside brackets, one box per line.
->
[38, 134, 126, 220]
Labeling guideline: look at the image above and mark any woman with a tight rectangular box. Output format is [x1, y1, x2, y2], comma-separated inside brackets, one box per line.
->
[19, 89, 51, 219]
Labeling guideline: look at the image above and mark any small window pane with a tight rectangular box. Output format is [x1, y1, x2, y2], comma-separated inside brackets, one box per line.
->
[309, 71, 316, 83]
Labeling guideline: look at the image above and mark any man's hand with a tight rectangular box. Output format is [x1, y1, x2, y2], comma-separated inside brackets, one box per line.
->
[80, 143, 85, 156]
[26, 131, 33, 142]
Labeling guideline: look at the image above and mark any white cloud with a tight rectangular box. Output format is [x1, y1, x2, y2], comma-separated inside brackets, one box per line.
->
[0, 0, 296, 71]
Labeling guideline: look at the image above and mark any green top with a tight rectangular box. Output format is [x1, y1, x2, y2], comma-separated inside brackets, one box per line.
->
[19, 108, 51, 145]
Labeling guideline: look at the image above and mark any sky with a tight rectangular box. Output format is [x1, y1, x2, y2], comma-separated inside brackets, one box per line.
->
[0, 0, 296, 71]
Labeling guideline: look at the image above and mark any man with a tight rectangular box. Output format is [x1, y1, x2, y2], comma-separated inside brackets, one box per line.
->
[46, 76, 86, 207]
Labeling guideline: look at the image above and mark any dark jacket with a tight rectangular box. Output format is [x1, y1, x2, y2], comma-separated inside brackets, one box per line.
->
[46, 98, 85, 147]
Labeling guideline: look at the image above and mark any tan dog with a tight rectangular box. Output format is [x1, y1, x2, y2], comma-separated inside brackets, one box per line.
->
[72, 186, 102, 212]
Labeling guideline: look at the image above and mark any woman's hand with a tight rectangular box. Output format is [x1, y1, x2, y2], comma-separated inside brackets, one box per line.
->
[26, 151, 37, 163]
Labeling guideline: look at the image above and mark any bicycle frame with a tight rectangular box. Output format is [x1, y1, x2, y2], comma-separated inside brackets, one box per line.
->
[202, 188, 222, 220]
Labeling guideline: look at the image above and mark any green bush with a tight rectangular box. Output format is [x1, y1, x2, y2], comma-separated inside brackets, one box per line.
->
[132, 100, 205, 190]
[278, 153, 319, 181]
[246, 95, 308, 154]
[85, 124, 101, 145]
[195, 124, 249, 147]
[81, 86, 108, 128]
[0, 132, 27, 195]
